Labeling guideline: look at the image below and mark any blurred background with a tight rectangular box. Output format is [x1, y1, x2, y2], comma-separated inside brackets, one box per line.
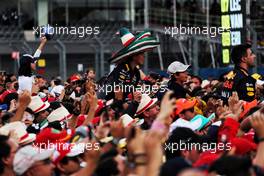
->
[0, 0, 263, 80]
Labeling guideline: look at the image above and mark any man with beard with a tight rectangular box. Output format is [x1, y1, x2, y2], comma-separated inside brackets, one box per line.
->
[220, 44, 257, 102]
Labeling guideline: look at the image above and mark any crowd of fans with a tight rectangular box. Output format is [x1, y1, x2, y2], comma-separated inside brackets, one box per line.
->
[1, 27, 264, 176]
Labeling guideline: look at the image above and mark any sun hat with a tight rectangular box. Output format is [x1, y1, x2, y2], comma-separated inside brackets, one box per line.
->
[28, 96, 50, 113]
[13, 145, 54, 175]
[109, 28, 160, 64]
[121, 114, 144, 127]
[0, 121, 36, 145]
[47, 105, 72, 122]
[136, 94, 158, 115]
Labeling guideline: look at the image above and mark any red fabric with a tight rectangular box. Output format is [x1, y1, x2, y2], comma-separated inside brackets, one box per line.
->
[34, 128, 74, 148]
[217, 118, 240, 143]
[52, 142, 72, 165]
[92, 116, 100, 125]
[230, 137, 257, 155]
[127, 93, 133, 100]
[76, 115, 86, 127]
[217, 118, 256, 155]
[95, 99, 104, 116]
[241, 129, 255, 143]
[0, 90, 16, 103]
[193, 151, 220, 168]
[70, 75, 80, 82]
[77, 115, 100, 127]
[48, 97, 56, 102]
[143, 76, 150, 81]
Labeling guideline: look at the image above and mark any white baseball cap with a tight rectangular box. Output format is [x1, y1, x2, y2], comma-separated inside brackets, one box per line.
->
[167, 61, 190, 74]
[13, 145, 54, 175]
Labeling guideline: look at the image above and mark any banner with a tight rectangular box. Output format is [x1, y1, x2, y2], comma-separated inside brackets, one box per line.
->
[221, 0, 246, 64]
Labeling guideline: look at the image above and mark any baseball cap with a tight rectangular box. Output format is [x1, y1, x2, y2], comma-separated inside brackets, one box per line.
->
[174, 98, 197, 116]
[167, 61, 190, 74]
[13, 145, 54, 175]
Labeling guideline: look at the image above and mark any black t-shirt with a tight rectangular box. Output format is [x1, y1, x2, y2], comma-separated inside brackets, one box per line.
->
[18, 55, 34, 76]
[167, 79, 189, 98]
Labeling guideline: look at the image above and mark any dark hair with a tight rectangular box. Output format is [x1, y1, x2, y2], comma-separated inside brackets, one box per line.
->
[231, 44, 252, 65]
[191, 75, 202, 85]
[209, 156, 252, 176]
[149, 72, 160, 80]
[1, 112, 15, 125]
[36, 75, 43, 79]
[165, 127, 202, 160]
[95, 158, 119, 176]
[39, 86, 49, 92]
[25, 107, 34, 115]
[86, 67, 95, 74]
[47, 121, 65, 130]
[95, 149, 119, 176]
[0, 135, 11, 174]
[3, 92, 18, 108]
[59, 156, 79, 165]
[54, 79, 62, 86]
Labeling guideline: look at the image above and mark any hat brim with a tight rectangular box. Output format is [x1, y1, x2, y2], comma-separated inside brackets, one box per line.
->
[47, 106, 71, 122]
[20, 133, 36, 145]
[110, 36, 160, 63]
[136, 98, 158, 115]
[190, 113, 215, 131]
[67, 143, 85, 157]
[135, 118, 144, 126]
[168, 64, 190, 74]
[170, 118, 202, 132]
[35, 147, 54, 161]
[35, 101, 50, 114]
[240, 99, 258, 119]
[183, 99, 197, 110]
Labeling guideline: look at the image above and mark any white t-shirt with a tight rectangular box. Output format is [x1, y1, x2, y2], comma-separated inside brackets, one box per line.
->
[50, 85, 64, 97]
